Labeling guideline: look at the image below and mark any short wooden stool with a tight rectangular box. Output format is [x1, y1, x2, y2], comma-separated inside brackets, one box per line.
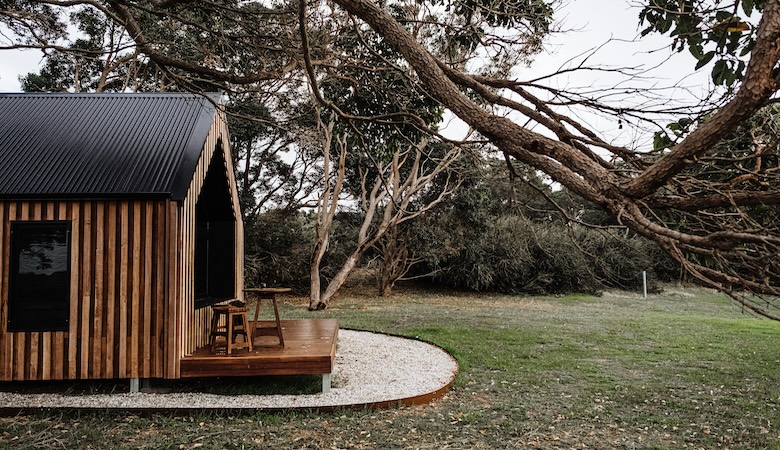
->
[209, 304, 253, 354]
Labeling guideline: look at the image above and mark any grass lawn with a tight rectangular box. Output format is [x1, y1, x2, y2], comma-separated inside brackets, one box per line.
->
[1, 285, 779, 449]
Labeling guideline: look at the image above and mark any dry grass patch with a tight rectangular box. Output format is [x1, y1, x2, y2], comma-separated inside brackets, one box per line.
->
[2, 284, 779, 449]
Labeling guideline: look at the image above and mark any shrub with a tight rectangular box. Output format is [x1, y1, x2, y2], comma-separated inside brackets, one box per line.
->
[409, 213, 675, 295]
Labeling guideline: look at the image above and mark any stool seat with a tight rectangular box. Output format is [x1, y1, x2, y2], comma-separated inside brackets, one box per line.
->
[209, 303, 253, 354]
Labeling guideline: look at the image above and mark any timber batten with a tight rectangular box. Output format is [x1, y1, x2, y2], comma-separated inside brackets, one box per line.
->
[0, 199, 176, 380]
[0, 93, 244, 382]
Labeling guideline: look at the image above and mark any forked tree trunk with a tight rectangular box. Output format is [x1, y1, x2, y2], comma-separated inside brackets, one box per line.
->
[378, 266, 396, 297]
[377, 229, 409, 297]
[311, 141, 461, 309]
[317, 252, 362, 307]
[308, 237, 328, 310]
[307, 117, 345, 310]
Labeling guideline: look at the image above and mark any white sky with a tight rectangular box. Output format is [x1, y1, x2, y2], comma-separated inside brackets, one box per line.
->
[0, 46, 41, 91]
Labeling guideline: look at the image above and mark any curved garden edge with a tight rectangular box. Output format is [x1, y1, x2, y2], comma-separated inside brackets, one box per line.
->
[0, 329, 459, 415]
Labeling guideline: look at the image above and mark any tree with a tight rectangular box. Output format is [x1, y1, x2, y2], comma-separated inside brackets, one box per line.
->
[13, 6, 161, 93]
[4, 0, 780, 317]
[308, 112, 347, 309]
[405, 155, 676, 294]
[304, 96, 462, 308]
[311, 137, 461, 309]
[229, 92, 322, 218]
[324, 0, 780, 318]
[297, 2, 466, 308]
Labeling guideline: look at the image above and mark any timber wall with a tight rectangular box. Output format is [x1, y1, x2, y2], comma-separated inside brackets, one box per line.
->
[0, 199, 180, 381]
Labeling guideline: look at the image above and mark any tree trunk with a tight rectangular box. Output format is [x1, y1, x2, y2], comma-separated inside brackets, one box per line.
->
[378, 268, 395, 297]
[377, 230, 408, 297]
[317, 252, 362, 308]
[307, 117, 343, 310]
[308, 237, 328, 310]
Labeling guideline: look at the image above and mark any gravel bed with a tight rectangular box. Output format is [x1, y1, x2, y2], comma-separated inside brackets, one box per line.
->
[0, 330, 458, 410]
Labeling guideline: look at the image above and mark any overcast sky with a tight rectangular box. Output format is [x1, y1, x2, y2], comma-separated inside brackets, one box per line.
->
[435, 0, 713, 147]
[0, 44, 41, 91]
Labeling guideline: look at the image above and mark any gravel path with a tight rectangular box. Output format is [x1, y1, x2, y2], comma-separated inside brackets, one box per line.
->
[0, 330, 458, 410]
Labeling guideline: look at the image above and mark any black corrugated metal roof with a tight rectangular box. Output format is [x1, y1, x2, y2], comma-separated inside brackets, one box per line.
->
[0, 92, 222, 201]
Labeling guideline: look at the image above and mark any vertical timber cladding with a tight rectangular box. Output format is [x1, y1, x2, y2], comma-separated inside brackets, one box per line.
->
[0, 199, 173, 381]
[178, 109, 244, 362]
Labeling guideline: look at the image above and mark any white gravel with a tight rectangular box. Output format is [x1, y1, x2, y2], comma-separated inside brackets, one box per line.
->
[0, 330, 458, 410]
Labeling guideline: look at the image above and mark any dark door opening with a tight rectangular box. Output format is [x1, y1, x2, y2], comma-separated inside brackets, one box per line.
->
[194, 147, 236, 308]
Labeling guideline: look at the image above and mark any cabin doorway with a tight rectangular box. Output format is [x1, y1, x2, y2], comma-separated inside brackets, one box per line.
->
[194, 146, 236, 308]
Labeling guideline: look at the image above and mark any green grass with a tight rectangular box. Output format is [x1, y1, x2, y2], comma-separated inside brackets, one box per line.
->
[2, 285, 779, 449]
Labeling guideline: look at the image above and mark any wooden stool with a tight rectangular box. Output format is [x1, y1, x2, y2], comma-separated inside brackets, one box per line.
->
[244, 288, 290, 348]
[209, 304, 253, 354]
[252, 295, 284, 348]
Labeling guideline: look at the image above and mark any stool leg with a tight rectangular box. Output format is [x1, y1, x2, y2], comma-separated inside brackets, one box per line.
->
[243, 312, 253, 352]
[209, 311, 221, 353]
[227, 312, 234, 355]
[272, 297, 285, 348]
[252, 298, 261, 341]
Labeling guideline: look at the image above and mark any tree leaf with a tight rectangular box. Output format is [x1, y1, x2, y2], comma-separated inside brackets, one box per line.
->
[653, 132, 672, 151]
[688, 43, 703, 60]
[712, 60, 728, 85]
[695, 51, 716, 70]
[742, 0, 754, 17]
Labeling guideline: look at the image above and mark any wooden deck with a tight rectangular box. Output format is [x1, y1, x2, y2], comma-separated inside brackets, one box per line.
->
[180, 319, 338, 379]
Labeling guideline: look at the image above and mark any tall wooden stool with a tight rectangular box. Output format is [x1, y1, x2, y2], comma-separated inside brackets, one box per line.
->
[209, 304, 253, 354]
[244, 287, 291, 348]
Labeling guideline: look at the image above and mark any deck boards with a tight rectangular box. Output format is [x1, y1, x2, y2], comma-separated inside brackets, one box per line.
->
[179, 319, 338, 378]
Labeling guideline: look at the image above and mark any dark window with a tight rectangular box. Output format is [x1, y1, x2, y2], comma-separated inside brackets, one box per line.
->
[8, 221, 71, 331]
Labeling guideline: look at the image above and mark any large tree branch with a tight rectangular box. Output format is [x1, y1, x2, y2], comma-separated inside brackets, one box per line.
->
[106, 0, 285, 84]
[332, 0, 616, 207]
[647, 190, 780, 211]
[625, 1, 780, 198]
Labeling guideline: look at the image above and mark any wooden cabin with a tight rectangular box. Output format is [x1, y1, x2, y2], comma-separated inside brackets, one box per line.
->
[0, 92, 245, 384]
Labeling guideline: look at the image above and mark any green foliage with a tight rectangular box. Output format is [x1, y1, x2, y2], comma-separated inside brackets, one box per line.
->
[652, 117, 697, 150]
[687, 104, 780, 184]
[321, 32, 445, 165]
[414, 214, 673, 295]
[20, 8, 111, 92]
[638, 0, 763, 87]
[226, 93, 319, 216]
[646, 106, 780, 290]
[243, 211, 361, 290]
[417, 0, 553, 68]
[244, 212, 314, 289]
[407, 157, 677, 294]
[1, 1, 66, 44]
[16, 6, 172, 92]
